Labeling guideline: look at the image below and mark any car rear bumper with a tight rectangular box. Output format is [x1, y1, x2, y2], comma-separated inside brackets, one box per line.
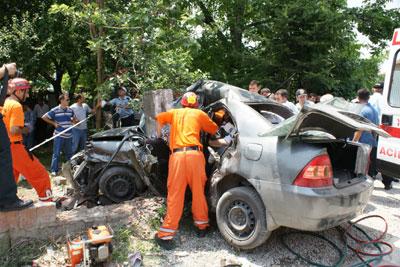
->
[260, 177, 374, 231]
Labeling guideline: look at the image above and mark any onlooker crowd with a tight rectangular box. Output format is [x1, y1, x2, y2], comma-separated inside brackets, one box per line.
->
[1, 85, 141, 177]
[247, 80, 320, 114]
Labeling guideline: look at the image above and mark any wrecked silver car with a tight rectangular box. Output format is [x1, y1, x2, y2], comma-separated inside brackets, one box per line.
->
[64, 80, 389, 250]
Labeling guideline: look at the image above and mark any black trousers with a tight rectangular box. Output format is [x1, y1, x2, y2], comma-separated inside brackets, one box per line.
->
[368, 146, 378, 177]
[35, 118, 47, 144]
[121, 114, 136, 127]
[0, 113, 18, 204]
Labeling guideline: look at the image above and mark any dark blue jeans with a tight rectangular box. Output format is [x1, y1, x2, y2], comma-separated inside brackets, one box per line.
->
[50, 137, 73, 173]
[0, 114, 18, 204]
[72, 128, 87, 154]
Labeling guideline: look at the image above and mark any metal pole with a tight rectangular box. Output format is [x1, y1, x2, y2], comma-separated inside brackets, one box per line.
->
[29, 114, 94, 152]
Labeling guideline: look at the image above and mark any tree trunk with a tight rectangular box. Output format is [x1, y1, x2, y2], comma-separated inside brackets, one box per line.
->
[95, 0, 105, 130]
[84, 0, 105, 130]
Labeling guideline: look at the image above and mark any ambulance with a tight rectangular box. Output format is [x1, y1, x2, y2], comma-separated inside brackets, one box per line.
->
[377, 28, 400, 178]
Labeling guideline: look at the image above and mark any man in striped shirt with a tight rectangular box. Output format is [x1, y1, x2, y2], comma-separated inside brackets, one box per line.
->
[42, 93, 78, 175]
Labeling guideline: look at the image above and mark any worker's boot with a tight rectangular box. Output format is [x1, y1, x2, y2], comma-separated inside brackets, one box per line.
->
[0, 198, 33, 212]
[154, 234, 175, 250]
[194, 227, 208, 238]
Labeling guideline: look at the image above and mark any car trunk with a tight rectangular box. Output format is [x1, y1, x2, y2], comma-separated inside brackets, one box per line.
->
[302, 138, 370, 188]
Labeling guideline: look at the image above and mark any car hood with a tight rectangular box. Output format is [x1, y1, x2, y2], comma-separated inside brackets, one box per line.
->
[91, 126, 143, 140]
[287, 104, 390, 139]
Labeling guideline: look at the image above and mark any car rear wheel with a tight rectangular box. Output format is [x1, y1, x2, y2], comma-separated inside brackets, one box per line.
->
[99, 166, 144, 203]
[216, 187, 271, 250]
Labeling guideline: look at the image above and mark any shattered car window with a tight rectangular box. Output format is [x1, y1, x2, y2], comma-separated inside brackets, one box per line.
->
[259, 116, 297, 137]
[318, 97, 364, 115]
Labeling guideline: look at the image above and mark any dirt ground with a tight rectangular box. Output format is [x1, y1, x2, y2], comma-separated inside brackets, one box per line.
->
[7, 174, 400, 267]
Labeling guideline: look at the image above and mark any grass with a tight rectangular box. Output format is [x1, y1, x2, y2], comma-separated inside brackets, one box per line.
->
[148, 205, 166, 230]
[111, 226, 136, 263]
[111, 225, 160, 264]
[0, 239, 52, 267]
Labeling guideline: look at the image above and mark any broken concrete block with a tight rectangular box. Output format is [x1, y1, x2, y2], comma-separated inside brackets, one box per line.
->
[18, 205, 37, 229]
[5, 210, 19, 230]
[36, 202, 57, 227]
[0, 232, 10, 255]
[0, 213, 8, 233]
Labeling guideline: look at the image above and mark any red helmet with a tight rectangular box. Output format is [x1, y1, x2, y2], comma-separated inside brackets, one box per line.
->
[181, 92, 199, 108]
[9, 78, 31, 91]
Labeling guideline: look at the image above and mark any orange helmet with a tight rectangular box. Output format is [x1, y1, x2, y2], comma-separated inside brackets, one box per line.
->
[181, 92, 199, 108]
[9, 78, 31, 91]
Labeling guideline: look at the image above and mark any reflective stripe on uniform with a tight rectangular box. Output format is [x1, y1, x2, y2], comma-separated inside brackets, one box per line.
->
[38, 196, 53, 201]
[160, 235, 174, 240]
[194, 220, 209, 225]
[159, 227, 176, 233]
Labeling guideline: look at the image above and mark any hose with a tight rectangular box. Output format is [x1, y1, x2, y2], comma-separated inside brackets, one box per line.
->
[280, 230, 345, 267]
[279, 215, 396, 267]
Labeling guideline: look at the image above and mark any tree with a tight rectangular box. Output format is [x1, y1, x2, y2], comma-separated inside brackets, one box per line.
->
[51, 0, 208, 95]
[0, 1, 93, 97]
[350, 0, 400, 53]
[190, 0, 389, 97]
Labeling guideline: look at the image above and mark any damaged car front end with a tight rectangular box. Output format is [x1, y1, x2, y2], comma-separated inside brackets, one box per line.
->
[63, 127, 169, 206]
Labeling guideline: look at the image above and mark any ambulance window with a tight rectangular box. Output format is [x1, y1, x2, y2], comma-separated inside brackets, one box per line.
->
[389, 50, 400, 107]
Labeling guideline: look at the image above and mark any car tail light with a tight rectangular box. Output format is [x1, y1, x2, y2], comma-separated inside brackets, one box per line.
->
[293, 154, 333, 188]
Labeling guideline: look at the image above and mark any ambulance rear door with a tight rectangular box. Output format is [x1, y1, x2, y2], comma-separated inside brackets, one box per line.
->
[377, 28, 400, 178]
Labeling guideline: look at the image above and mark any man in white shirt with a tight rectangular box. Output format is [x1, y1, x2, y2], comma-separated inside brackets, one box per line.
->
[369, 82, 384, 122]
[33, 98, 49, 144]
[70, 94, 97, 154]
[275, 89, 299, 115]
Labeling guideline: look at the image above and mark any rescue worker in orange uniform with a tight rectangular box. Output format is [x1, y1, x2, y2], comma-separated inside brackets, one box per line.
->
[1, 78, 53, 201]
[155, 92, 218, 250]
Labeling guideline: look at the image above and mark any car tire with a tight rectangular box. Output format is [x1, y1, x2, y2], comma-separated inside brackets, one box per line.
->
[216, 187, 271, 250]
[99, 166, 144, 203]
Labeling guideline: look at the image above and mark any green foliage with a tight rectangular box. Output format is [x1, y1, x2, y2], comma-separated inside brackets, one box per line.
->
[111, 226, 135, 263]
[0, 1, 94, 95]
[350, 0, 400, 52]
[1, 0, 397, 99]
[51, 0, 208, 98]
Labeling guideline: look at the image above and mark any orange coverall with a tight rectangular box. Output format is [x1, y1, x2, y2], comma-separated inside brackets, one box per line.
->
[2, 98, 52, 200]
[157, 107, 218, 240]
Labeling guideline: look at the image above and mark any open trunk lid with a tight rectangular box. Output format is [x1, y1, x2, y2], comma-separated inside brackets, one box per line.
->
[286, 104, 390, 139]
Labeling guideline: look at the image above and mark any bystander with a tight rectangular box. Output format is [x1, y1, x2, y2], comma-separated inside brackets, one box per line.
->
[108, 87, 136, 127]
[70, 94, 98, 154]
[248, 80, 261, 94]
[23, 104, 35, 149]
[42, 93, 78, 176]
[33, 98, 49, 144]
[275, 89, 298, 114]
[295, 89, 313, 110]
[260, 88, 275, 100]
[369, 82, 384, 122]
[352, 89, 388, 188]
